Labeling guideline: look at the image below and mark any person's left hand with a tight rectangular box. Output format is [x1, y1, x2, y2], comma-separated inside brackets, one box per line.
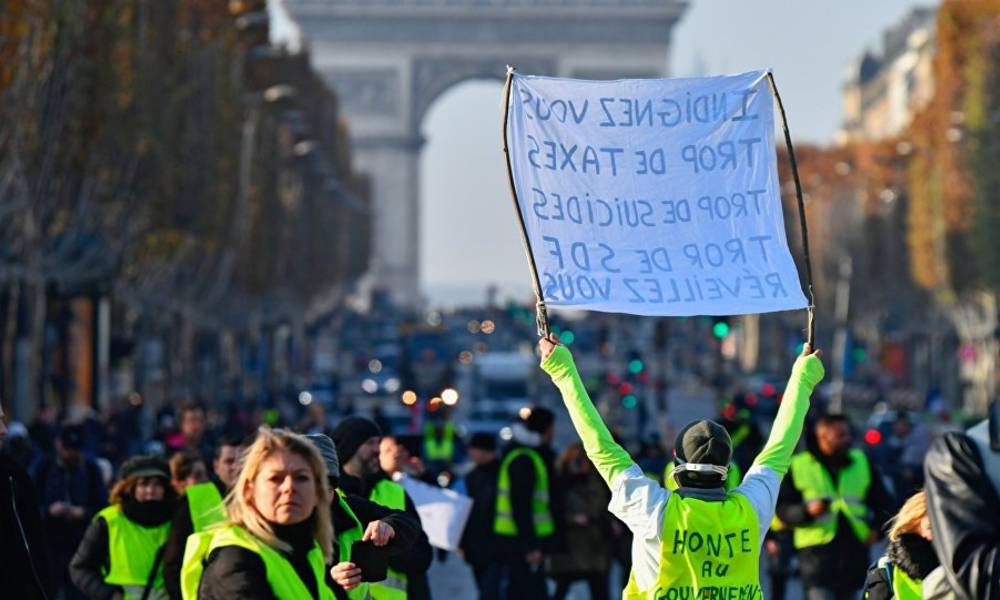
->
[865, 530, 879, 546]
[363, 520, 396, 546]
[538, 333, 561, 361]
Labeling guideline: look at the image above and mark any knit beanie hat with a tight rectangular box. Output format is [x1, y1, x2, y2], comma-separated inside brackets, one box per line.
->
[119, 454, 170, 482]
[672, 420, 732, 486]
[523, 406, 555, 435]
[330, 417, 382, 465]
[304, 433, 340, 485]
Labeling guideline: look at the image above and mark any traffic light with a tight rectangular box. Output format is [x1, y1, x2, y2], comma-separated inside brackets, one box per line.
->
[627, 358, 644, 374]
[712, 317, 731, 339]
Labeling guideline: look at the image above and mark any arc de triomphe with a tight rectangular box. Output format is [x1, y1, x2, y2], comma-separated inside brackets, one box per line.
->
[286, 0, 688, 305]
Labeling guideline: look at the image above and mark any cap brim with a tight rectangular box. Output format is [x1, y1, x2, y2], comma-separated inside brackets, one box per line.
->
[128, 468, 170, 480]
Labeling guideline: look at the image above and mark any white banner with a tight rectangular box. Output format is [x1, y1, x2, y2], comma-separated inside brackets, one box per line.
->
[396, 474, 473, 551]
[507, 70, 808, 316]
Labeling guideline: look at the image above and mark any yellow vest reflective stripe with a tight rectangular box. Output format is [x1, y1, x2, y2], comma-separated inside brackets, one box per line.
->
[790, 449, 872, 548]
[423, 423, 455, 461]
[179, 524, 334, 600]
[186, 482, 226, 532]
[336, 490, 372, 600]
[663, 461, 741, 491]
[494, 447, 554, 538]
[368, 479, 409, 599]
[96, 504, 170, 599]
[624, 491, 762, 599]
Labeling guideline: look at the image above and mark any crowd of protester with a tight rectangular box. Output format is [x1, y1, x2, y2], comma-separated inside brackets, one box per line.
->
[0, 355, 997, 599]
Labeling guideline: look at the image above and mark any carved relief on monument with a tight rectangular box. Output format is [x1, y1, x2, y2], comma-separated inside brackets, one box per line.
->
[320, 68, 401, 117]
[410, 56, 557, 126]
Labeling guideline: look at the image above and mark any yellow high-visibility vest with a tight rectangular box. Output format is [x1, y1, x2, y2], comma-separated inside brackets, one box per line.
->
[493, 447, 554, 538]
[789, 449, 872, 548]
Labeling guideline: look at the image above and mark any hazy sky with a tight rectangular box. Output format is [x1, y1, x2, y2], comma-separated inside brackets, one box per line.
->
[417, 1, 930, 306]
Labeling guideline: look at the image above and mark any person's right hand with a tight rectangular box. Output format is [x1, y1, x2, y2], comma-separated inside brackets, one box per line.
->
[331, 562, 362, 590]
[538, 333, 561, 361]
[764, 539, 780, 557]
[806, 499, 829, 518]
[525, 549, 543, 570]
[49, 501, 67, 517]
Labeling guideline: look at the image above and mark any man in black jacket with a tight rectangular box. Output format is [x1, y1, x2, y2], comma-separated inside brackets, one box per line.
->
[924, 401, 1000, 600]
[33, 424, 107, 600]
[331, 418, 434, 599]
[306, 433, 426, 599]
[460, 432, 502, 600]
[496, 407, 559, 600]
[776, 414, 895, 599]
[162, 433, 244, 600]
[0, 405, 50, 599]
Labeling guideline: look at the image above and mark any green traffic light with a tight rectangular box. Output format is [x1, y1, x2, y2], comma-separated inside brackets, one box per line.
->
[852, 347, 867, 363]
[712, 322, 730, 338]
[561, 330, 575, 345]
[622, 394, 638, 409]
[628, 359, 644, 374]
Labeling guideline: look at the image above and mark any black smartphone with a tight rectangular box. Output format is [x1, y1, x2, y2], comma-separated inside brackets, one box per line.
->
[350, 539, 389, 583]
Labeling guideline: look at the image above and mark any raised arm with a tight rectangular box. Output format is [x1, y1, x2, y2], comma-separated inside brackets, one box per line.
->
[540, 336, 635, 486]
[751, 345, 825, 477]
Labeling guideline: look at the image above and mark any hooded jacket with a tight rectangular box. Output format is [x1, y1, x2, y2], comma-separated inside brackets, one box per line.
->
[924, 416, 1000, 600]
[863, 534, 940, 599]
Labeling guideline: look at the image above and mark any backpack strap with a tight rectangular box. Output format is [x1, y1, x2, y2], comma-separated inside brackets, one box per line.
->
[140, 544, 166, 600]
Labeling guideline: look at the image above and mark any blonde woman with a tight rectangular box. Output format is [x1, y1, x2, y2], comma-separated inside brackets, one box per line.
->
[863, 491, 940, 600]
[181, 428, 394, 600]
[70, 455, 178, 600]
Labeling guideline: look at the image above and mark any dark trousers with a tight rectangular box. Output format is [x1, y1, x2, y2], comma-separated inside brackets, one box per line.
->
[804, 586, 859, 600]
[472, 562, 502, 600]
[500, 556, 548, 600]
[552, 573, 608, 600]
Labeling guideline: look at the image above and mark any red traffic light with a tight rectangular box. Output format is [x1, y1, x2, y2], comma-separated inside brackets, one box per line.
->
[618, 382, 633, 396]
[864, 429, 882, 445]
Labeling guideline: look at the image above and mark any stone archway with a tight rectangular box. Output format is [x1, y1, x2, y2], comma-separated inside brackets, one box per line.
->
[286, 0, 687, 305]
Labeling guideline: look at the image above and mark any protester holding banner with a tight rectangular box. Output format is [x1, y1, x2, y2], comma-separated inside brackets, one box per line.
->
[331, 418, 434, 600]
[538, 334, 823, 599]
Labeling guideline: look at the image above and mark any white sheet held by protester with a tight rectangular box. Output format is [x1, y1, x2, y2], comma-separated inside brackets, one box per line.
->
[394, 473, 472, 551]
[506, 70, 808, 316]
